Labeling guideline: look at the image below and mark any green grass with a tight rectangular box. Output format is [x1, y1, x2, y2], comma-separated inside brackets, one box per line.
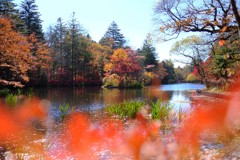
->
[106, 99, 174, 121]
[17, 88, 22, 96]
[5, 93, 17, 107]
[106, 100, 145, 119]
[59, 103, 70, 121]
[151, 100, 173, 121]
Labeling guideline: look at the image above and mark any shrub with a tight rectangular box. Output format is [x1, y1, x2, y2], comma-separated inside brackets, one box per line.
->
[120, 77, 143, 88]
[102, 74, 121, 88]
[142, 71, 155, 85]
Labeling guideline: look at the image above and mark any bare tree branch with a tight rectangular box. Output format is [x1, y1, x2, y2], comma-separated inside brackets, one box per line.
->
[153, 0, 238, 41]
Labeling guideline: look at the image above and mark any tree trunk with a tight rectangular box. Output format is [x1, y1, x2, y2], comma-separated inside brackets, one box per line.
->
[230, 0, 240, 38]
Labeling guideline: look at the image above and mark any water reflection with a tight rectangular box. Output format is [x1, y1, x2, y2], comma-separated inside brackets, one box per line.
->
[161, 83, 205, 91]
[168, 90, 192, 109]
[34, 83, 205, 113]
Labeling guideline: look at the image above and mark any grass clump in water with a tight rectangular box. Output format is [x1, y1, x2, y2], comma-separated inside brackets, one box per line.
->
[151, 100, 173, 121]
[106, 100, 145, 119]
[176, 107, 188, 123]
[59, 103, 70, 121]
[5, 93, 17, 107]
[106, 99, 174, 121]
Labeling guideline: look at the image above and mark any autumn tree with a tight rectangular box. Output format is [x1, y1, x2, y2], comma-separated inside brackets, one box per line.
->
[170, 36, 211, 86]
[103, 48, 142, 88]
[0, 18, 32, 87]
[100, 21, 126, 49]
[87, 42, 112, 81]
[0, 0, 25, 32]
[154, 0, 240, 85]
[211, 37, 240, 81]
[153, 0, 239, 41]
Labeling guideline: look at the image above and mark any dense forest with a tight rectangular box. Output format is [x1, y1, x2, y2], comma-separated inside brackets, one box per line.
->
[0, 0, 239, 89]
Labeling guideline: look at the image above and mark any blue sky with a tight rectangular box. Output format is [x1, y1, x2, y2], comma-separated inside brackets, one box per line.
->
[14, 0, 186, 64]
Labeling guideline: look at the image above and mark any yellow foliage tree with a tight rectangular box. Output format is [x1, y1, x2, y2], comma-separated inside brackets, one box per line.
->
[87, 42, 112, 79]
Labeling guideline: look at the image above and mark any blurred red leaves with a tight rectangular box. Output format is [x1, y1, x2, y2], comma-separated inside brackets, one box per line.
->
[56, 111, 161, 160]
[218, 39, 225, 46]
[0, 99, 46, 147]
[126, 113, 160, 160]
[15, 99, 46, 121]
[0, 107, 20, 141]
[175, 101, 228, 156]
[1, 79, 240, 159]
[175, 79, 240, 157]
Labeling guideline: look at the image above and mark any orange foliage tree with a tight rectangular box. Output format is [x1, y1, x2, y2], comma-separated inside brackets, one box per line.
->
[103, 48, 142, 87]
[0, 18, 32, 87]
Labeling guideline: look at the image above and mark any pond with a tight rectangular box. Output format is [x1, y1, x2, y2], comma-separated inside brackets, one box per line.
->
[34, 83, 205, 117]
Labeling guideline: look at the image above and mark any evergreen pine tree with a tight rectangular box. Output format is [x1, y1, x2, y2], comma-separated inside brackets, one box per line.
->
[46, 17, 67, 82]
[66, 12, 85, 85]
[19, 0, 50, 86]
[141, 35, 158, 71]
[0, 0, 25, 33]
[100, 21, 125, 49]
[162, 60, 176, 84]
[0, 0, 16, 17]
[20, 0, 44, 40]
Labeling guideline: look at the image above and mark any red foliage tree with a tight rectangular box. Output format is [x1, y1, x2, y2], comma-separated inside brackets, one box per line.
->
[105, 48, 141, 79]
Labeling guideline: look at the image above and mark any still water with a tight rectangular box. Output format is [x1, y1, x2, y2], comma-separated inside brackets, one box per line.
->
[35, 83, 205, 115]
